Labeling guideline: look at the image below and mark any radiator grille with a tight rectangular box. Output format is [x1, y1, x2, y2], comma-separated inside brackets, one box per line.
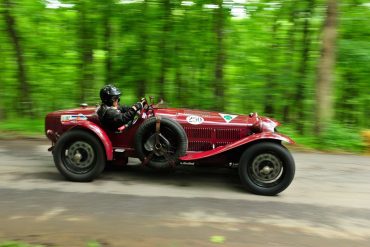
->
[184, 127, 241, 151]
[216, 129, 240, 140]
[184, 127, 212, 139]
[188, 141, 213, 151]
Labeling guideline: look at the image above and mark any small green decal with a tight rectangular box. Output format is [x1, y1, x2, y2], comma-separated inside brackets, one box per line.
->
[219, 113, 237, 123]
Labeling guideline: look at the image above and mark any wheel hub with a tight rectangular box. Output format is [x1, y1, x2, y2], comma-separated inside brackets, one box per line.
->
[251, 153, 283, 183]
[144, 133, 171, 156]
[261, 165, 273, 175]
[73, 151, 82, 163]
[155, 143, 162, 150]
[66, 141, 94, 169]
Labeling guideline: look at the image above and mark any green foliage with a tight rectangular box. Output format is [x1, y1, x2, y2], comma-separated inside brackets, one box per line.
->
[0, 241, 43, 247]
[0, 0, 369, 152]
[280, 122, 365, 152]
[0, 118, 44, 136]
[86, 241, 101, 247]
[0, 240, 101, 247]
[319, 122, 365, 152]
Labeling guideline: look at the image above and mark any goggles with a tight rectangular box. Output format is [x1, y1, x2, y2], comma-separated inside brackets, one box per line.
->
[112, 96, 120, 102]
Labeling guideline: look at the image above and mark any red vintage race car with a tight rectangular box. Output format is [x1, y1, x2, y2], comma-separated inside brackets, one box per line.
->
[45, 98, 295, 196]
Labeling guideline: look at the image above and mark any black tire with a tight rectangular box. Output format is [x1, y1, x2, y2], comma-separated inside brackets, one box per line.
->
[134, 117, 188, 169]
[53, 130, 106, 182]
[238, 142, 295, 196]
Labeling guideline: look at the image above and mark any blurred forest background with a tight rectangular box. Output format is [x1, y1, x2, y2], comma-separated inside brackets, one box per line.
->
[0, 0, 369, 151]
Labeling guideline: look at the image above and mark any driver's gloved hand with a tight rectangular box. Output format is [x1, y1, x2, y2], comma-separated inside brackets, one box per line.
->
[132, 102, 143, 111]
[140, 98, 148, 108]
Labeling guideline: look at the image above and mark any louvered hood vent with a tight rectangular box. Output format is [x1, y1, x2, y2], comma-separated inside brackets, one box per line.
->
[184, 127, 242, 151]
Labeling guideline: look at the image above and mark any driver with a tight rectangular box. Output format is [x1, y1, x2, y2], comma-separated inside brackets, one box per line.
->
[97, 85, 144, 131]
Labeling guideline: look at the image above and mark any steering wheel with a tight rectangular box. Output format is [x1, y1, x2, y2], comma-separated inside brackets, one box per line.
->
[131, 108, 143, 125]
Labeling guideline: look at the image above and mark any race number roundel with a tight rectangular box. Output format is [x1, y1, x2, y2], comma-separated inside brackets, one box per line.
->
[186, 115, 204, 125]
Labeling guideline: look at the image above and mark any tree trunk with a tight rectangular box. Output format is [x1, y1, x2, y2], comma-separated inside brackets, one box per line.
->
[77, 0, 94, 103]
[295, 0, 315, 134]
[3, 0, 33, 116]
[264, 15, 279, 116]
[214, 0, 226, 111]
[158, 0, 171, 100]
[174, 33, 183, 104]
[136, 0, 148, 98]
[315, 0, 338, 136]
[0, 107, 5, 120]
[103, 1, 113, 86]
[338, 71, 357, 125]
[282, 0, 298, 123]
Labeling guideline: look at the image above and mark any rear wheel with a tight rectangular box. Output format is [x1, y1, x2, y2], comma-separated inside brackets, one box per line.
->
[53, 130, 106, 182]
[238, 142, 295, 196]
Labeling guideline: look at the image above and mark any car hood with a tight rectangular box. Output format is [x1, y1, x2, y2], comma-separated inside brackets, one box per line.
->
[154, 108, 280, 129]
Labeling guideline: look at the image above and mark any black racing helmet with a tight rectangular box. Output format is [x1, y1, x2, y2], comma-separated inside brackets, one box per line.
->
[100, 85, 121, 106]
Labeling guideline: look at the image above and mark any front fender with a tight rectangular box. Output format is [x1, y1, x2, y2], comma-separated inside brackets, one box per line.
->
[61, 121, 113, 161]
[180, 132, 294, 161]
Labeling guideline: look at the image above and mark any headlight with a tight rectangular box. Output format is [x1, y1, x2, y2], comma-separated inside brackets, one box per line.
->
[261, 118, 278, 132]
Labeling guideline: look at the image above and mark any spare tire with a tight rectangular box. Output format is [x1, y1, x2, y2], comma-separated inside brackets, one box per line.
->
[134, 117, 188, 169]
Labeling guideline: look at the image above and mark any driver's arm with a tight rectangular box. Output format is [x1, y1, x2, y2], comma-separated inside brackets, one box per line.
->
[118, 105, 130, 113]
[113, 108, 136, 125]
[113, 102, 143, 126]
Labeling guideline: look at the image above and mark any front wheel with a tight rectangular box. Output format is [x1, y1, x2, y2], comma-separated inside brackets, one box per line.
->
[238, 142, 295, 196]
[53, 130, 106, 182]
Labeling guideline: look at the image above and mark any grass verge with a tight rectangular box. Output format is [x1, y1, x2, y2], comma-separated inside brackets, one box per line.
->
[0, 241, 101, 247]
[0, 118, 44, 139]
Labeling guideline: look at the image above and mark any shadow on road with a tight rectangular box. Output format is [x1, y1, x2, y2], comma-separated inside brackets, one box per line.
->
[101, 164, 244, 192]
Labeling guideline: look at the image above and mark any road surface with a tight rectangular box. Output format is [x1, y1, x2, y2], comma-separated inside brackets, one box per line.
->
[0, 139, 369, 246]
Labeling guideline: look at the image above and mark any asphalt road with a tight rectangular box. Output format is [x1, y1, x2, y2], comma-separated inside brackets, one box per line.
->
[0, 139, 369, 247]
